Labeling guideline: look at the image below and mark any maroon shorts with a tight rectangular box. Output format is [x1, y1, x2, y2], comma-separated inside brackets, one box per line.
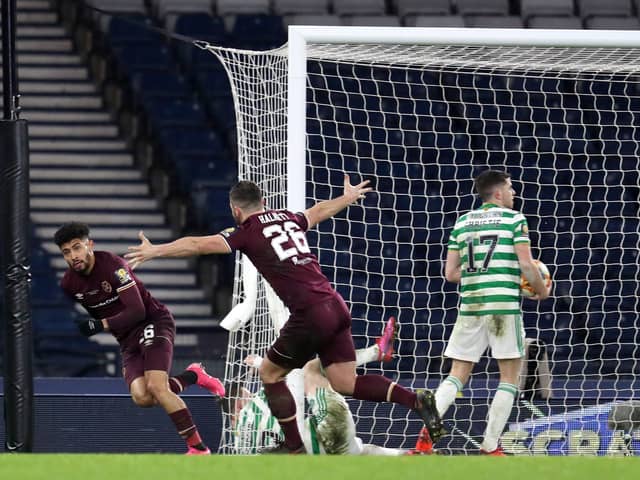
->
[120, 315, 176, 386]
[266, 294, 356, 370]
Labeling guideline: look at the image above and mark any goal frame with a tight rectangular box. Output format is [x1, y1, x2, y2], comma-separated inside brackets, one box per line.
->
[286, 26, 640, 210]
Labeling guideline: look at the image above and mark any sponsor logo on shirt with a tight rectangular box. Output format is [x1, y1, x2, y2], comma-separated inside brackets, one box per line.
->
[87, 296, 119, 309]
[293, 257, 312, 266]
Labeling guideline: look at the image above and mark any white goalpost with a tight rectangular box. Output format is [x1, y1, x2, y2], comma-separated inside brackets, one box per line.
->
[204, 27, 640, 455]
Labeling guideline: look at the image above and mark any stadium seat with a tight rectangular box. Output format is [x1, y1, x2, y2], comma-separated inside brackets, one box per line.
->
[158, 126, 224, 157]
[153, 0, 213, 20]
[393, 0, 451, 17]
[172, 13, 226, 42]
[404, 14, 465, 27]
[172, 15, 227, 68]
[87, 0, 146, 16]
[106, 15, 164, 46]
[174, 152, 227, 186]
[520, 0, 575, 20]
[31, 246, 52, 275]
[32, 306, 80, 335]
[144, 98, 208, 130]
[195, 69, 231, 103]
[273, 0, 330, 15]
[341, 15, 402, 27]
[333, 0, 387, 16]
[577, 0, 633, 18]
[31, 273, 68, 307]
[585, 16, 640, 29]
[465, 15, 523, 27]
[527, 16, 583, 29]
[456, 0, 510, 16]
[130, 71, 191, 106]
[215, 0, 270, 16]
[283, 14, 341, 26]
[228, 14, 286, 50]
[111, 45, 174, 80]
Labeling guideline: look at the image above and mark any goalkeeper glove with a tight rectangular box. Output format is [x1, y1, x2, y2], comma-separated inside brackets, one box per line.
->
[76, 318, 104, 337]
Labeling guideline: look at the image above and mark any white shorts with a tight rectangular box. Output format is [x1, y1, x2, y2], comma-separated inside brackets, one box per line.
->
[444, 314, 525, 363]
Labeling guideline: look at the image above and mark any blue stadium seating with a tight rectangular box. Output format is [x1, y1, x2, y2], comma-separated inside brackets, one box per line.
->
[106, 15, 164, 46]
[67, 1, 640, 382]
[229, 14, 286, 50]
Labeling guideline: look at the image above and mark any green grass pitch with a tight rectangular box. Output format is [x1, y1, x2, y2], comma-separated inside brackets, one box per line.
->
[1, 455, 638, 480]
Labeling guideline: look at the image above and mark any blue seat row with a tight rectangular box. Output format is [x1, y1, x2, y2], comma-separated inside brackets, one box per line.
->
[93, 8, 640, 378]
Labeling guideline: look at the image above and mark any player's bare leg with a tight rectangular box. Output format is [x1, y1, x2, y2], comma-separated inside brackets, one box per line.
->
[324, 360, 445, 442]
[145, 370, 210, 455]
[258, 357, 306, 453]
[130, 376, 157, 407]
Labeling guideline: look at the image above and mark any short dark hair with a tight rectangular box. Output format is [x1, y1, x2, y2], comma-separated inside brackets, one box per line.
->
[474, 170, 511, 201]
[54, 222, 90, 247]
[229, 181, 263, 210]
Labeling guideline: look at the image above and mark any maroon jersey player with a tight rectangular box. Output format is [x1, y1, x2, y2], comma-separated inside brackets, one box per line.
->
[54, 222, 225, 455]
[126, 175, 446, 453]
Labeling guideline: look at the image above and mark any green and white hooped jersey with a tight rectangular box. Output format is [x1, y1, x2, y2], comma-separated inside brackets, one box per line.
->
[234, 390, 283, 454]
[234, 387, 361, 455]
[448, 203, 530, 316]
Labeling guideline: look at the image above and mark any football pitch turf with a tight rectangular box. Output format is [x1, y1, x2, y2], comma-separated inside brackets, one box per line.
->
[1, 455, 638, 480]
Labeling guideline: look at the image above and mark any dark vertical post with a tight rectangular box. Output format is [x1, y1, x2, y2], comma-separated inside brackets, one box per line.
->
[1, 0, 34, 452]
[2, 0, 20, 120]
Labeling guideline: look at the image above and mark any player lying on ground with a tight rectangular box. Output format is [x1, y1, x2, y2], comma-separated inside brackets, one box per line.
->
[226, 317, 414, 455]
[54, 222, 225, 455]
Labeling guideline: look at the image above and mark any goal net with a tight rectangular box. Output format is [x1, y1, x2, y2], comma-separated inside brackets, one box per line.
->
[204, 28, 640, 455]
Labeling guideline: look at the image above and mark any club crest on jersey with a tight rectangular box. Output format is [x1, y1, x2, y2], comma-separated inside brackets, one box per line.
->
[115, 267, 131, 285]
[101, 281, 112, 293]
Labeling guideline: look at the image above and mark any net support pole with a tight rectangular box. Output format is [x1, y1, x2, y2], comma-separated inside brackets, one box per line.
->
[0, 121, 33, 453]
[286, 28, 307, 212]
[1, 0, 33, 453]
[286, 29, 312, 435]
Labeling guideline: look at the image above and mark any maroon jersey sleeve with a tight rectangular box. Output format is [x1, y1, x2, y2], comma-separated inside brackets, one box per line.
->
[219, 226, 245, 252]
[109, 257, 136, 293]
[101, 255, 146, 330]
[103, 285, 146, 332]
[292, 212, 309, 232]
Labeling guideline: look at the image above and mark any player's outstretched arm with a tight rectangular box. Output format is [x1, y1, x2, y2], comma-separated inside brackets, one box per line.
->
[305, 174, 372, 229]
[125, 230, 231, 270]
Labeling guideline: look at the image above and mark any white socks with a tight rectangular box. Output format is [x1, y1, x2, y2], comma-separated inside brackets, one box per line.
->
[481, 382, 518, 452]
[355, 345, 380, 366]
[435, 375, 463, 417]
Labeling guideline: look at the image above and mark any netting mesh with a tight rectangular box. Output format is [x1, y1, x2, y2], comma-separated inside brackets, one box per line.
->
[206, 39, 640, 455]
